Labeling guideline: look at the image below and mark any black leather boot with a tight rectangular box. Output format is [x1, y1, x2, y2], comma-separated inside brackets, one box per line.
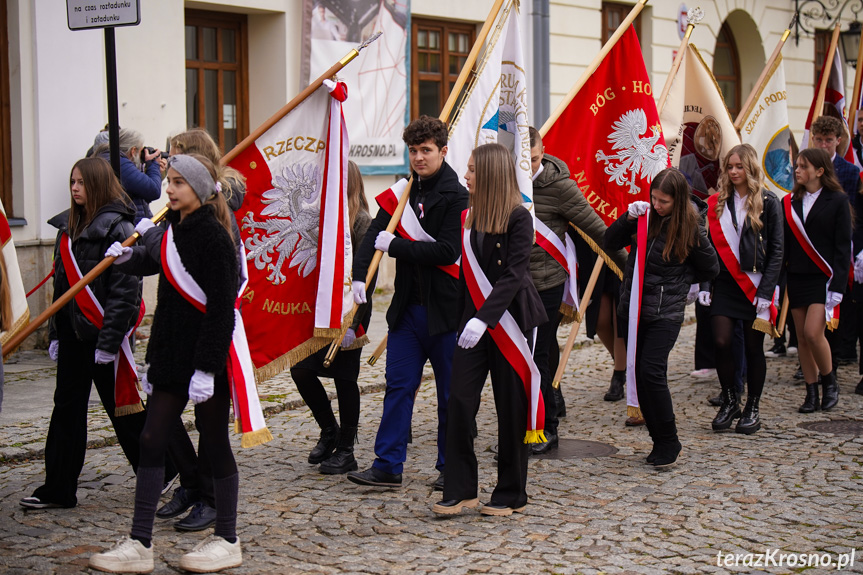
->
[711, 384, 740, 431]
[652, 419, 681, 468]
[735, 395, 761, 434]
[604, 370, 625, 401]
[320, 426, 358, 474]
[553, 385, 567, 417]
[308, 424, 340, 464]
[798, 382, 820, 413]
[821, 371, 839, 411]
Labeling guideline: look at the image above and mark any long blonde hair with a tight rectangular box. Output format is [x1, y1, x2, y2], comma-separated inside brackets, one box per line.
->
[464, 144, 521, 234]
[347, 161, 369, 231]
[715, 144, 765, 234]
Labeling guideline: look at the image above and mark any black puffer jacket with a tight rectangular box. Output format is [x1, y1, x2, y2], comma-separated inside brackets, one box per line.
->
[118, 205, 237, 391]
[605, 212, 718, 324]
[47, 200, 141, 353]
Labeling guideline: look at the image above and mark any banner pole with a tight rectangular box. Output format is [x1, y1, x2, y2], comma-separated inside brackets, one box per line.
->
[810, 24, 842, 138]
[847, 24, 863, 128]
[733, 28, 792, 131]
[656, 7, 703, 114]
[552, 257, 604, 388]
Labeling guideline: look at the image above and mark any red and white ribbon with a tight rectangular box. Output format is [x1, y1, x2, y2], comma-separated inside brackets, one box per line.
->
[625, 213, 649, 411]
[59, 233, 142, 416]
[460, 213, 545, 443]
[162, 226, 272, 447]
[534, 218, 579, 311]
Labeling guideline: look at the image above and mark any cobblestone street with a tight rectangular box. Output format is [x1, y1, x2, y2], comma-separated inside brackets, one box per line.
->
[0, 298, 861, 574]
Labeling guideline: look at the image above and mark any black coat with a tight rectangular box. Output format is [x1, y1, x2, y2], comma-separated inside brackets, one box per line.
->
[458, 206, 547, 332]
[118, 205, 237, 390]
[47, 200, 141, 354]
[352, 162, 469, 335]
[606, 212, 719, 324]
[784, 189, 852, 293]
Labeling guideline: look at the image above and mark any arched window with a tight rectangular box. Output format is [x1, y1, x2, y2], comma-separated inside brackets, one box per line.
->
[713, 21, 741, 118]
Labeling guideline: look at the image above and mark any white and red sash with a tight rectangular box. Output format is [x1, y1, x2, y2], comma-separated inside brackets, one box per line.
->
[460, 213, 545, 443]
[783, 195, 840, 328]
[375, 178, 460, 278]
[534, 218, 580, 312]
[59, 233, 143, 416]
[625, 213, 649, 412]
[707, 195, 780, 336]
[161, 226, 273, 448]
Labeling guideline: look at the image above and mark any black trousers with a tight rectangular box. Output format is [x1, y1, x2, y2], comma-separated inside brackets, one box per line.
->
[33, 337, 147, 507]
[622, 318, 681, 429]
[693, 302, 714, 370]
[443, 332, 530, 508]
[534, 284, 564, 434]
[291, 347, 362, 430]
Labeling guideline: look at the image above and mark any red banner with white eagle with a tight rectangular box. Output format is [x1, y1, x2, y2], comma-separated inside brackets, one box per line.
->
[228, 80, 352, 381]
[542, 26, 668, 228]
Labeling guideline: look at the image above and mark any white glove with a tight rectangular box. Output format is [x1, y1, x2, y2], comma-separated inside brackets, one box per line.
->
[352, 281, 367, 304]
[826, 290, 843, 311]
[341, 328, 357, 348]
[188, 370, 215, 405]
[697, 291, 712, 306]
[685, 284, 700, 305]
[627, 201, 650, 219]
[374, 231, 395, 253]
[855, 252, 863, 283]
[48, 340, 59, 362]
[754, 297, 771, 314]
[94, 349, 117, 364]
[135, 218, 155, 236]
[457, 317, 488, 349]
[105, 241, 133, 264]
[139, 371, 153, 396]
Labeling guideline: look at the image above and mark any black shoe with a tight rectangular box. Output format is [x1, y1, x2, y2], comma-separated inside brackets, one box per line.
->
[433, 472, 444, 491]
[707, 394, 722, 406]
[320, 426, 358, 475]
[174, 501, 217, 532]
[432, 498, 479, 515]
[799, 382, 820, 413]
[156, 486, 200, 519]
[793, 366, 804, 380]
[19, 496, 69, 510]
[764, 342, 786, 357]
[652, 419, 681, 468]
[604, 370, 625, 401]
[735, 396, 761, 434]
[821, 371, 839, 411]
[346, 467, 402, 488]
[855, 377, 863, 395]
[531, 432, 559, 455]
[553, 385, 566, 418]
[308, 424, 340, 464]
[711, 386, 741, 431]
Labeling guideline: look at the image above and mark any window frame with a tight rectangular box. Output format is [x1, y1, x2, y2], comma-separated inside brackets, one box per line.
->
[713, 21, 741, 119]
[814, 29, 831, 86]
[601, 2, 642, 45]
[411, 17, 476, 120]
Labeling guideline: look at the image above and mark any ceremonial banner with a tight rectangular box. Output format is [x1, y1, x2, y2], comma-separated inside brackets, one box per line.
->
[543, 26, 667, 229]
[0, 199, 28, 348]
[660, 43, 739, 197]
[302, 0, 410, 173]
[447, 0, 532, 204]
[230, 81, 353, 381]
[739, 54, 795, 195]
[802, 46, 854, 162]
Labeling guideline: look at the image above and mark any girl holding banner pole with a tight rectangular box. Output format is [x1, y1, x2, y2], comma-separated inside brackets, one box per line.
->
[701, 144, 784, 434]
[605, 168, 718, 468]
[784, 147, 852, 414]
[433, 143, 546, 517]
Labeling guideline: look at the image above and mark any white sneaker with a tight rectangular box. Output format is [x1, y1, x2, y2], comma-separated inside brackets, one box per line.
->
[690, 368, 717, 378]
[89, 537, 154, 573]
[179, 535, 242, 573]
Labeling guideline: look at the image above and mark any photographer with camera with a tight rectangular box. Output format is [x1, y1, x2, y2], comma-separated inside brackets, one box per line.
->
[92, 127, 163, 223]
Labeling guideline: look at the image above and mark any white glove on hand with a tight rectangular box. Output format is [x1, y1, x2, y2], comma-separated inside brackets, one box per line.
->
[48, 340, 59, 362]
[826, 290, 843, 311]
[855, 252, 863, 283]
[627, 201, 650, 219]
[135, 218, 155, 236]
[685, 284, 700, 305]
[754, 297, 771, 314]
[697, 291, 712, 306]
[352, 281, 367, 305]
[341, 328, 357, 348]
[374, 231, 395, 253]
[188, 370, 215, 405]
[105, 241, 132, 264]
[457, 317, 488, 349]
[94, 349, 117, 364]
[139, 371, 153, 396]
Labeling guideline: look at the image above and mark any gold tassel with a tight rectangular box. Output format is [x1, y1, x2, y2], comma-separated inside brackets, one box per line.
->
[626, 405, 643, 419]
[115, 401, 145, 417]
[827, 317, 840, 332]
[569, 224, 624, 279]
[752, 318, 780, 338]
[240, 427, 274, 448]
[523, 429, 548, 444]
[559, 302, 578, 325]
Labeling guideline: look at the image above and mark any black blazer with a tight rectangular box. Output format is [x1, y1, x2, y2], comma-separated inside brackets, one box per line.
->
[784, 189, 852, 293]
[457, 206, 547, 333]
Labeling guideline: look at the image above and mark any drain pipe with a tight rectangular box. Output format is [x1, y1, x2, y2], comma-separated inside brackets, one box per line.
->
[531, 0, 550, 126]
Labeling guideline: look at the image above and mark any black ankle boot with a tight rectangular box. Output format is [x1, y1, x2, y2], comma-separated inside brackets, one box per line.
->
[821, 371, 839, 411]
[320, 426, 358, 474]
[604, 370, 625, 401]
[308, 424, 340, 464]
[711, 385, 740, 431]
[798, 382, 820, 413]
[735, 395, 761, 434]
[553, 385, 567, 417]
[652, 419, 681, 468]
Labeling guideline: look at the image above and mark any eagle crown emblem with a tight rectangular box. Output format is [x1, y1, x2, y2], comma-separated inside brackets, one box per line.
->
[595, 109, 669, 194]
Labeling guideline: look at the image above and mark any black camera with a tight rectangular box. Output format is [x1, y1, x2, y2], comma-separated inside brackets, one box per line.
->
[140, 147, 170, 163]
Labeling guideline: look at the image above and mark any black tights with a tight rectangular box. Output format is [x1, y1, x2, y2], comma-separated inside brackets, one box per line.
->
[291, 365, 360, 429]
[712, 316, 766, 398]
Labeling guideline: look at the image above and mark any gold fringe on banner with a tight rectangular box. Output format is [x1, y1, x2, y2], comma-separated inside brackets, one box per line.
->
[253, 337, 331, 383]
[0, 309, 30, 351]
[569, 224, 624, 280]
[239, 426, 274, 448]
[115, 402, 145, 417]
[752, 318, 780, 338]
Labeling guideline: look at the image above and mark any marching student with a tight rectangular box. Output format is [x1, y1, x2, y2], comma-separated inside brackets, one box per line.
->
[433, 143, 546, 517]
[90, 154, 244, 573]
[605, 168, 718, 468]
[20, 157, 151, 510]
[700, 144, 784, 434]
[784, 147, 852, 414]
[291, 161, 375, 474]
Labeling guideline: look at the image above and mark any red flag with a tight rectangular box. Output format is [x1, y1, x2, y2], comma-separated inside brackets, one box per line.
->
[802, 47, 854, 163]
[543, 27, 668, 227]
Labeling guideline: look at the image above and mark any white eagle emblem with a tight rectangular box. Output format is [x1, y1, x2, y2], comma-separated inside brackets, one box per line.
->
[595, 109, 669, 194]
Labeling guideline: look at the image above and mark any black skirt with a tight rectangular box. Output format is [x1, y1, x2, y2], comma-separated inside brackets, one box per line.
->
[710, 270, 755, 321]
[292, 345, 363, 381]
[787, 272, 828, 308]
